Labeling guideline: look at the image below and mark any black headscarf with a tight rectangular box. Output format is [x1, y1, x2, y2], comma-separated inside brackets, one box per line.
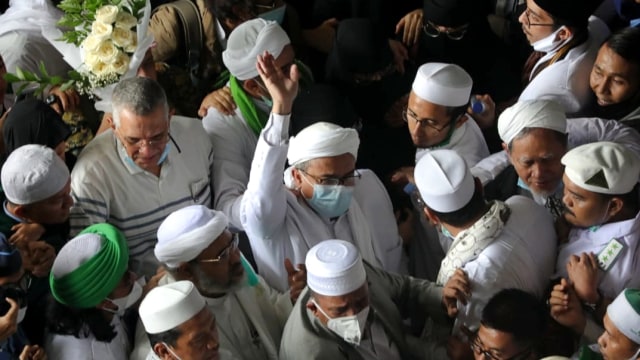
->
[2, 98, 71, 158]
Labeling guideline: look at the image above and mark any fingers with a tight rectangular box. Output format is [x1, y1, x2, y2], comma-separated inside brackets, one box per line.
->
[586, 252, 598, 269]
[324, 18, 339, 27]
[5, 298, 19, 320]
[395, 17, 406, 36]
[284, 258, 295, 276]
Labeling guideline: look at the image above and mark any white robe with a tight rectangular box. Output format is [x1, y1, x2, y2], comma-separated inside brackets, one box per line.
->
[46, 316, 130, 360]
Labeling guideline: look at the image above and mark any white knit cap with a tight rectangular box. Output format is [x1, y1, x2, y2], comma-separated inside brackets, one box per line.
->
[287, 122, 359, 166]
[306, 240, 366, 296]
[222, 18, 291, 81]
[415, 149, 475, 213]
[498, 100, 566, 144]
[607, 288, 640, 345]
[155, 205, 228, 268]
[1, 144, 69, 205]
[411, 62, 472, 107]
[139, 280, 206, 334]
[562, 142, 640, 195]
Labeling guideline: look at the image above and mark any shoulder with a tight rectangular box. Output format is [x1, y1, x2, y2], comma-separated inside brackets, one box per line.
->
[73, 132, 118, 174]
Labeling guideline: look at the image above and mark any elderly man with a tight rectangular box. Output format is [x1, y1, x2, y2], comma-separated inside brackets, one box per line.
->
[517, 0, 608, 115]
[70, 77, 214, 277]
[415, 149, 556, 336]
[202, 18, 293, 229]
[139, 281, 222, 360]
[280, 239, 468, 359]
[240, 50, 403, 291]
[130, 205, 299, 360]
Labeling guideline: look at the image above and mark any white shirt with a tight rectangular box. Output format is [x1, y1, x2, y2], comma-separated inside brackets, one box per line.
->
[453, 196, 557, 333]
[519, 17, 609, 116]
[202, 106, 257, 230]
[555, 211, 640, 300]
[70, 116, 214, 277]
[46, 316, 130, 360]
[240, 114, 404, 291]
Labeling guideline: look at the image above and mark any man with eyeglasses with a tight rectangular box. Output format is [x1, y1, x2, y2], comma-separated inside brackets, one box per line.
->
[240, 50, 404, 292]
[131, 205, 301, 360]
[70, 77, 214, 278]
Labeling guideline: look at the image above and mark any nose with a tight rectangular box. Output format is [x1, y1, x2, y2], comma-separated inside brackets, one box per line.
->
[518, 10, 527, 25]
[64, 193, 74, 208]
[562, 192, 572, 208]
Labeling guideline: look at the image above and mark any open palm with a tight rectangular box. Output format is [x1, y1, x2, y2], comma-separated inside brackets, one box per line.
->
[256, 51, 299, 113]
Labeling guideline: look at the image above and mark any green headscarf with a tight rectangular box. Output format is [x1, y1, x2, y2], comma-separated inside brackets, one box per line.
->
[229, 75, 269, 136]
[49, 223, 129, 308]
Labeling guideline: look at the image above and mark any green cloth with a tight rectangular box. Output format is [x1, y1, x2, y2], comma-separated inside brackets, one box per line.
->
[49, 223, 129, 308]
[229, 75, 269, 136]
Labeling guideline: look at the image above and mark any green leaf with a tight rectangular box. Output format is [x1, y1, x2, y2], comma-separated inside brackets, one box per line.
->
[3, 73, 20, 83]
[50, 76, 64, 86]
[60, 80, 76, 92]
[38, 61, 50, 78]
[23, 71, 39, 82]
[15, 67, 25, 80]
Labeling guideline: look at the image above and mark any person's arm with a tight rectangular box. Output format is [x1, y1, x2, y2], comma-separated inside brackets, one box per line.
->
[470, 151, 510, 185]
[69, 167, 110, 236]
[568, 117, 640, 159]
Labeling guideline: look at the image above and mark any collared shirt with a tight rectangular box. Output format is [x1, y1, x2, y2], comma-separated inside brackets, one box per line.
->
[356, 311, 401, 360]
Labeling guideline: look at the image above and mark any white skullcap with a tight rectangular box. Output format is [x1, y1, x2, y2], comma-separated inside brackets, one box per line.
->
[155, 205, 228, 268]
[140, 280, 206, 334]
[1, 144, 69, 205]
[288, 122, 359, 166]
[411, 62, 472, 107]
[222, 18, 291, 81]
[562, 142, 640, 195]
[415, 149, 475, 213]
[51, 233, 103, 278]
[607, 288, 640, 345]
[498, 100, 567, 144]
[306, 240, 366, 297]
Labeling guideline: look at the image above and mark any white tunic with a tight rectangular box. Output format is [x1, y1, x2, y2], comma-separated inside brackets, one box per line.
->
[240, 114, 404, 291]
[519, 17, 610, 116]
[46, 316, 130, 360]
[453, 196, 557, 333]
[555, 211, 640, 300]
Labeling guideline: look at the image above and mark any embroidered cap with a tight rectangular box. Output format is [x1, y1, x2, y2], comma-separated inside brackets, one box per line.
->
[561, 142, 640, 195]
[139, 280, 206, 334]
[306, 240, 367, 297]
[411, 63, 472, 107]
[607, 288, 640, 345]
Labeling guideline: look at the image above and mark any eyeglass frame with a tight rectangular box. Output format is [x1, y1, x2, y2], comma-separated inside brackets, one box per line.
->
[422, 20, 469, 40]
[402, 107, 454, 132]
[197, 233, 240, 263]
[255, 0, 278, 9]
[469, 331, 533, 360]
[118, 130, 172, 151]
[298, 168, 362, 186]
[522, 7, 556, 28]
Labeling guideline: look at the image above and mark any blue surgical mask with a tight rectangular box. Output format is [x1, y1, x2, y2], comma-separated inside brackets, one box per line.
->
[261, 95, 273, 108]
[306, 184, 354, 218]
[259, 5, 286, 24]
[440, 224, 454, 240]
[157, 142, 171, 165]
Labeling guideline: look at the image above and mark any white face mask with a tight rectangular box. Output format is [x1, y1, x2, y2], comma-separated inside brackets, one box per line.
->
[531, 26, 572, 52]
[312, 300, 369, 345]
[105, 281, 143, 317]
[17, 306, 27, 324]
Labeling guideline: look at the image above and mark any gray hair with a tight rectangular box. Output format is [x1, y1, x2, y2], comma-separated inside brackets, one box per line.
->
[507, 127, 568, 152]
[111, 77, 169, 128]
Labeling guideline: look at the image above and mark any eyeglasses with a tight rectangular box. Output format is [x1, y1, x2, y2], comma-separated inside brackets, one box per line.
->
[0, 272, 32, 307]
[198, 234, 239, 263]
[255, 0, 277, 9]
[422, 21, 469, 40]
[118, 131, 171, 150]
[470, 332, 533, 360]
[522, 8, 555, 28]
[402, 108, 453, 132]
[299, 169, 362, 186]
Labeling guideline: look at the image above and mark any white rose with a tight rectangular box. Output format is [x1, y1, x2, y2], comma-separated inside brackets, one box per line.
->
[90, 61, 109, 77]
[110, 52, 130, 75]
[91, 21, 113, 41]
[95, 5, 119, 25]
[82, 34, 102, 52]
[115, 11, 138, 29]
[111, 27, 132, 48]
[124, 34, 138, 53]
[96, 40, 119, 64]
[84, 50, 101, 68]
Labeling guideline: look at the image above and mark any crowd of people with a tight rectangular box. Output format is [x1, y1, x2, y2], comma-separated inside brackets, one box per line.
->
[0, 0, 639, 359]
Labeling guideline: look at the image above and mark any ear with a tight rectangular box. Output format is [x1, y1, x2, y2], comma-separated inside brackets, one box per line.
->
[106, 113, 116, 131]
[242, 78, 263, 99]
[454, 113, 469, 129]
[607, 197, 624, 219]
[291, 167, 303, 190]
[12, 205, 28, 220]
[306, 300, 322, 320]
[557, 26, 573, 41]
[423, 207, 439, 226]
[95, 298, 115, 312]
[175, 263, 195, 282]
[501, 142, 509, 154]
[153, 342, 172, 359]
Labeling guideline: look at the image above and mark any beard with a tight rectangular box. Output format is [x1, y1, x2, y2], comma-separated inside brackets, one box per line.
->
[192, 264, 247, 297]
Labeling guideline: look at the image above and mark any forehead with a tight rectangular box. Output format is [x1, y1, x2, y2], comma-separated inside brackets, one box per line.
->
[197, 231, 232, 259]
[511, 128, 566, 155]
[562, 173, 602, 198]
[117, 105, 167, 132]
[408, 92, 449, 119]
[180, 307, 214, 339]
[316, 283, 368, 305]
[306, 153, 356, 174]
[477, 325, 517, 351]
[526, 0, 551, 18]
[595, 45, 640, 77]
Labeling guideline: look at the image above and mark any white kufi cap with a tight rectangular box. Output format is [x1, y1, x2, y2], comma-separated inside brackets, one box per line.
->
[415, 149, 475, 213]
[140, 280, 207, 334]
[411, 62, 472, 107]
[288, 122, 359, 166]
[562, 142, 640, 195]
[1, 144, 69, 205]
[306, 240, 366, 296]
[222, 18, 291, 80]
[498, 100, 566, 144]
[155, 205, 229, 268]
[607, 288, 640, 345]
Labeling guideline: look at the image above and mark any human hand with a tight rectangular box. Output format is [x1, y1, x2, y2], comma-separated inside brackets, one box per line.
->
[566, 253, 600, 303]
[446, 332, 473, 360]
[395, 9, 423, 46]
[256, 51, 299, 115]
[467, 94, 495, 129]
[442, 268, 470, 318]
[19, 344, 47, 360]
[143, 266, 166, 299]
[22, 241, 56, 277]
[0, 298, 19, 342]
[388, 39, 408, 74]
[302, 18, 339, 53]
[198, 87, 236, 117]
[48, 86, 80, 114]
[390, 166, 415, 187]
[285, 258, 306, 304]
[549, 278, 586, 335]
[9, 223, 45, 247]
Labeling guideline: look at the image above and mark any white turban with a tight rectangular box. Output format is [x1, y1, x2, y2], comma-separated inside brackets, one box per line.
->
[498, 100, 567, 145]
[411, 62, 472, 107]
[287, 122, 360, 166]
[140, 280, 206, 334]
[1, 144, 69, 205]
[222, 18, 291, 81]
[155, 205, 228, 268]
[607, 288, 640, 345]
[306, 240, 367, 297]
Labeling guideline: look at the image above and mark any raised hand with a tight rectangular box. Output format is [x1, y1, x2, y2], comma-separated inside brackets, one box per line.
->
[285, 258, 306, 304]
[395, 9, 423, 47]
[256, 51, 299, 115]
